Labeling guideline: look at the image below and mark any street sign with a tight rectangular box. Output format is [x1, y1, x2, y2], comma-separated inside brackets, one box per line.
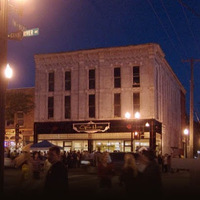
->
[23, 28, 39, 37]
[8, 31, 23, 40]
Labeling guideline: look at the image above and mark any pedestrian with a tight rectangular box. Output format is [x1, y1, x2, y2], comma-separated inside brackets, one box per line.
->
[30, 151, 42, 180]
[18, 151, 35, 197]
[43, 146, 68, 197]
[97, 152, 115, 194]
[93, 147, 102, 167]
[20, 152, 32, 186]
[138, 150, 162, 197]
[163, 153, 168, 173]
[119, 153, 139, 195]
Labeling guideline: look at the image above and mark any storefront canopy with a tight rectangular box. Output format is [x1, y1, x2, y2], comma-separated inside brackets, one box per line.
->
[30, 140, 62, 151]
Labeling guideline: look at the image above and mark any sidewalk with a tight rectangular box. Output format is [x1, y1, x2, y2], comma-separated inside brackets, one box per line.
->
[3, 167, 200, 199]
[161, 170, 200, 198]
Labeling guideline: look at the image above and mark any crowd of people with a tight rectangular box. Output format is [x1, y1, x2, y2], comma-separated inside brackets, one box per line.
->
[10, 147, 173, 198]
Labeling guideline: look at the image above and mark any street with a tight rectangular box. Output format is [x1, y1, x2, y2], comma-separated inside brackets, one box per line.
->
[3, 167, 200, 199]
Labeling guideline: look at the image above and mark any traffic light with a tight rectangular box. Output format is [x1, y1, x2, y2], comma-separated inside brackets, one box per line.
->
[15, 123, 20, 144]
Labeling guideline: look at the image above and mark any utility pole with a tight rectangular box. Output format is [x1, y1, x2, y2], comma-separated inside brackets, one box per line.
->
[182, 58, 200, 158]
[0, 0, 8, 194]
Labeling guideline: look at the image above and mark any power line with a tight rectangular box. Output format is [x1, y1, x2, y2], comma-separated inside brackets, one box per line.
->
[160, 0, 189, 59]
[147, 0, 183, 60]
[177, 0, 200, 17]
[179, 0, 200, 57]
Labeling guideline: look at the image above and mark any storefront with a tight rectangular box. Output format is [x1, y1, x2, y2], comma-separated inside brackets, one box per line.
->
[34, 119, 162, 154]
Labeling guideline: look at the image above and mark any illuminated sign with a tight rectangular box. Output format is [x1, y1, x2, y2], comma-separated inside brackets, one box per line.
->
[73, 121, 110, 133]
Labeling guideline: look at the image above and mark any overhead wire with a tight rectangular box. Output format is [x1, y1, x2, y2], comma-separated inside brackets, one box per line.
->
[178, 0, 200, 57]
[147, 0, 184, 62]
[178, 0, 200, 122]
[160, 0, 189, 59]
[147, 0, 200, 121]
[177, 0, 200, 17]
[159, 0, 190, 84]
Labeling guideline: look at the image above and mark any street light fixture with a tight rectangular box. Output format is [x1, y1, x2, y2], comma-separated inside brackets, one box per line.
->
[4, 64, 13, 79]
[184, 128, 189, 158]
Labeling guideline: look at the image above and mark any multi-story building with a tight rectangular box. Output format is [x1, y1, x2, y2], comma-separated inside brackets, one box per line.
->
[34, 43, 186, 155]
[5, 87, 34, 151]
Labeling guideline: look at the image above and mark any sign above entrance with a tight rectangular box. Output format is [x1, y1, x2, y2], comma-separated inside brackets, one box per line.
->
[73, 121, 110, 133]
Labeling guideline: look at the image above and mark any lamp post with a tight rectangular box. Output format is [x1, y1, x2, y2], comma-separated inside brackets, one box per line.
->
[184, 128, 189, 158]
[125, 111, 140, 152]
[0, 0, 9, 194]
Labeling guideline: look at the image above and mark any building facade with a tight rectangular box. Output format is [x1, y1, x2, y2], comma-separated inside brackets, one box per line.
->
[34, 43, 186, 155]
[5, 87, 34, 151]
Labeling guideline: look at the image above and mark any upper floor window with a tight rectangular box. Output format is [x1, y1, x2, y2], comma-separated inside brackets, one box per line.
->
[133, 66, 140, 87]
[114, 68, 121, 88]
[89, 69, 95, 89]
[114, 93, 121, 117]
[17, 112, 24, 126]
[48, 72, 54, 92]
[89, 94, 95, 118]
[6, 119, 14, 126]
[65, 71, 71, 91]
[48, 97, 54, 119]
[133, 93, 140, 112]
[65, 96, 71, 119]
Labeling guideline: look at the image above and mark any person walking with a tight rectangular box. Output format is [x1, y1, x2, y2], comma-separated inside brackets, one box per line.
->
[31, 151, 42, 180]
[97, 152, 115, 194]
[43, 146, 68, 197]
[119, 153, 139, 195]
[137, 150, 162, 197]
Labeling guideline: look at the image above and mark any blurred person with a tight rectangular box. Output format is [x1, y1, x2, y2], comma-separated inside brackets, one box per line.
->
[119, 153, 139, 194]
[43, 146, 68, 197]
[137, 150, 162, 197]
[31, 151, 42, 180]
[93, 147, 102, 167]
[97, 152, 115, 192]
[19, 152, 34, 196]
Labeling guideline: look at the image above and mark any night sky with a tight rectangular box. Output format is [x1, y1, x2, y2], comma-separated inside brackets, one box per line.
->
[7, 0, 200, 119]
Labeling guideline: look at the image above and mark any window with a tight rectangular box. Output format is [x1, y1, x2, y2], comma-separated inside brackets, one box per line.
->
[89, 69, 95, 89]
[114, 68, 121, 88]
[48, 97, 54, 119]
[17, 112, 24, 126]
[65, 96, 71, 119]
[114, 93, 121, 117]
[133, 93, 140, 112]
[6, 113, 14, 126]
[89, 94, 95, 118]
[48, 72, 54, 92]
[6, 119, 14, 126]
[65, 71, 71, 91]
[133, 66, 140, 87]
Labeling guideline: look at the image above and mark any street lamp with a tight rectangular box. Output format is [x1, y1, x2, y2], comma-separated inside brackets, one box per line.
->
[125, 111, 140, 152]
[0, 0, 9, 194]
[0, 0, 24, 194]
[184, 128, 189, 158]
[5, 64, 13, 79]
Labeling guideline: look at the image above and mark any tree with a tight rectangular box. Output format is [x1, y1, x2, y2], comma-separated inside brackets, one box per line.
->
[5, 92, 34, 122]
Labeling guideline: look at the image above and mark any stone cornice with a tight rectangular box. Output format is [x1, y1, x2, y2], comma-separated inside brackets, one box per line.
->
[34, 43, 161, 67]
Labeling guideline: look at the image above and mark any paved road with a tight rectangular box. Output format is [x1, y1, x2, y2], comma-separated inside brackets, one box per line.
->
[3, 167, 200, 199]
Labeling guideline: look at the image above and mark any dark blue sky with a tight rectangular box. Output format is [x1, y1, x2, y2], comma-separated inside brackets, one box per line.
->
[7, 0, 200, 118]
